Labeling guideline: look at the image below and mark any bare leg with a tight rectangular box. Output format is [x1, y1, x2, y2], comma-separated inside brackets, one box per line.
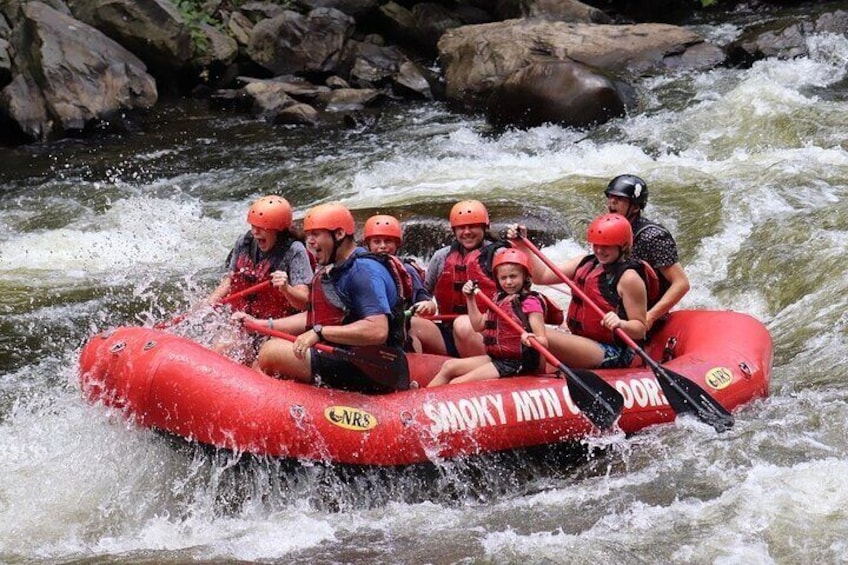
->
[545, 329, 606, 369]
[427, 355, 490, 387]
[256, 338, 313, 382]
[452, 315, 485, 357]
[449, 361, 501, 385]
[410, 317, 447, 355]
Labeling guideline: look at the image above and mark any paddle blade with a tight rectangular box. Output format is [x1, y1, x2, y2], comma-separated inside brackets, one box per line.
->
[560, 365, 624, 430]
[332, 345, 410, 392]
[652, 363, 734, 432]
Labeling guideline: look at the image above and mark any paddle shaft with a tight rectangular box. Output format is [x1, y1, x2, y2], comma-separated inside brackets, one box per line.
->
[244, 319, 337, 356]
[156, 280, 272, 329]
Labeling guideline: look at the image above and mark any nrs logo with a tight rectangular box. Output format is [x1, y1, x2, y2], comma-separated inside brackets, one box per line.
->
[324, 406, 377, 431]
[705, 367, 733, 390]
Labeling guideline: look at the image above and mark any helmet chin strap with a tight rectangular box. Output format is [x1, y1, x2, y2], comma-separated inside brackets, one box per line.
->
[328, 230, 342, 264]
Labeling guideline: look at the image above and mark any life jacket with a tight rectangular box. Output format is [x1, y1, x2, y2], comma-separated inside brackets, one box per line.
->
[229, 233, 301, 319]
[433, 241, 507, 315]
[307, 249, 408, 348]
[482, 291, 544, 360]
[401, 256, 426, 282]
[566, 255, 660, 344]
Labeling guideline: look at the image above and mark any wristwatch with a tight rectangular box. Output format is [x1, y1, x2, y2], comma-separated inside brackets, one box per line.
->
[312, 324, 324, 339]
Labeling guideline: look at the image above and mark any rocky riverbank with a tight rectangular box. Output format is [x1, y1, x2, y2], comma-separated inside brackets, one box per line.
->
[0, 0, 844, 145]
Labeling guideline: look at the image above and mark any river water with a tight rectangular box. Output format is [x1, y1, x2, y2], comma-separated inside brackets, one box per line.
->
[2, 11, 848, 564]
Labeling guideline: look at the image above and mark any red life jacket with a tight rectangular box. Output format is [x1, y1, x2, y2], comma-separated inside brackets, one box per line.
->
[433, 241, 504, 315]
[482, 291, 544, 360]
[229, 236, 302, 319]
[566, 255, 659, 344]
[307, 249, 409, 347]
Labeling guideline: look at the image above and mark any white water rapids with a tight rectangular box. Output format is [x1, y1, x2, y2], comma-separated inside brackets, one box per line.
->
[1, 16, 847, 564]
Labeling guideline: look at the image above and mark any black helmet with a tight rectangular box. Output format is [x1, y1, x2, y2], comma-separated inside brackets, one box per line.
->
[604, 175, 648, 210]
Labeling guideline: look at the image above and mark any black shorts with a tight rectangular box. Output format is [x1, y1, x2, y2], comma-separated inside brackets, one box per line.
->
[491, 349, 541, 378]
[310, 348, 395, 394]
[437, 322, 460, 357]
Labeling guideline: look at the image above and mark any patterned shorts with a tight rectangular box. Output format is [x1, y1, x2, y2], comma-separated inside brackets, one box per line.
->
[597, 343, 635, 369]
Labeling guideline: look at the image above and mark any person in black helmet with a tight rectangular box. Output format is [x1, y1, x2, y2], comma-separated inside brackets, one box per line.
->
[605, 174, 690, 330]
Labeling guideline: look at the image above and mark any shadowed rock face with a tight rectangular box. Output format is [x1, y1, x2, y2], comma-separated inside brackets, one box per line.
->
[1, 1, 156, 141]
[69, 0, 192, 77]
[247, 8, 355, 76]
[487, 59, 633, 129]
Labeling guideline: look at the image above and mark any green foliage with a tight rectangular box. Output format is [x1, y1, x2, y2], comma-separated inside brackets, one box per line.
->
[175, 0, 216, 53]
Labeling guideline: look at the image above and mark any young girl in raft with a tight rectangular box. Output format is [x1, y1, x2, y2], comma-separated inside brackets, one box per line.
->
[427, 248, 548, 387]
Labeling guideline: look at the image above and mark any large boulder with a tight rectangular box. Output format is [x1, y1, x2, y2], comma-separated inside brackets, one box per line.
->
[0, 1, 156, 141]
[246, 8, 354, 76]
[69, 0, 192, 80]
[487, 59, 634, 129]
[438, 19, 724, 126]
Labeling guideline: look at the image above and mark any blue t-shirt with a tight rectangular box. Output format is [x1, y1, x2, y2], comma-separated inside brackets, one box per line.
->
[334, 248, 399, 319]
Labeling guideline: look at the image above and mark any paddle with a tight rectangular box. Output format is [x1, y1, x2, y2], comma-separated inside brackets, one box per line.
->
[155, 280, 272, 329]
[404, 311, 460, 322]
[517, 235, 734, 432]
[243, 320, 410, 391]
[472, 288, 623, 430]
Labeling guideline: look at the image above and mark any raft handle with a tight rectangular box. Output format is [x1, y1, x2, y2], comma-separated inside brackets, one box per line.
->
[143, 340, 157, 351]
[109, 341, 126, 354]
[739, 362, 753, 379]
[662, 337, 678, 363]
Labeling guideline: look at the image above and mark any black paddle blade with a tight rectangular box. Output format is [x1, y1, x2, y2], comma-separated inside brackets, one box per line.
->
[561, 365, 624, 430]
[652, 362, 734, 432]
[334, 345, 410, 392]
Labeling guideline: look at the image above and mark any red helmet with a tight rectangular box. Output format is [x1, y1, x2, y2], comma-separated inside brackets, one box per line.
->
[492, 247, 531, 274]
[247, 195, 292, 231]
[449, 200, 489, 228]
[303, 203, 355, 235]
[364, 214, 403, 243]
[587, 213, 633, 247]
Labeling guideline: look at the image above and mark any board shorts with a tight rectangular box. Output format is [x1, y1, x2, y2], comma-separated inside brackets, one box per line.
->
[310, 348, 395, 394]
[492, 349, 542, 378]
[598, 342, 635, 369]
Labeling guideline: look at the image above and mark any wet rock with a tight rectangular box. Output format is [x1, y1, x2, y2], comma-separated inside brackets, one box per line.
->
[316, 87, 382, 111]
[293, 0, 380, 18]
[726, 9, 848, 67]
[1, 2, 156, 141]
[487, 59, 632, 129]
[438, 19, 723, 125]
[246, 8, 354, 76]
[69, 0, 193, 79]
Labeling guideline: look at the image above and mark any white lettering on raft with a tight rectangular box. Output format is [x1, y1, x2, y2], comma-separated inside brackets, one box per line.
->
[424, 394, 506, 434]
[512, 387, 563, 422]
[423, 378, 669, 435]
[615, 378, 667, 409]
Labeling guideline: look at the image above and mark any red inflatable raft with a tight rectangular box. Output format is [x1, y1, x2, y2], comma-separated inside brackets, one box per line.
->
[78, 310, 773, 466]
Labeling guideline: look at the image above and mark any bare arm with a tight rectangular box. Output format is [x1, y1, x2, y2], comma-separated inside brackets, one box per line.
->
[463, 280, 486, 331]
[648, 262, 690, 329]
[207, 274, 232, 304]
[310, 314, 389, 347]
[525, 311, 548, 348]
[612, 270, 647, 341]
